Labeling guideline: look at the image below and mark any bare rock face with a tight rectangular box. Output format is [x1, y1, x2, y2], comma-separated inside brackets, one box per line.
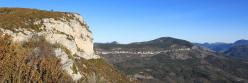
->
[1, 13, 99, 59]
[0, 8, 136, 83]
[1, 13, 100, 81]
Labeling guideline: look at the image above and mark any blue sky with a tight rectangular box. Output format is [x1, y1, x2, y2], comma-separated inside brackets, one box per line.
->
[0, 0, 247, 43]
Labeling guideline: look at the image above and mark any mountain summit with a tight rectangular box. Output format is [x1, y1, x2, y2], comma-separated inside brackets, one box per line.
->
[233, 39, 248, 46]
[143, 37, 193, 48]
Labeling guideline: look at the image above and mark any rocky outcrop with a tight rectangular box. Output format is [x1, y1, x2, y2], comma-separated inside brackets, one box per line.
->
[0, 13, 99, 59]
[0, 8, 132, 83]
[0, 12, 100, 81]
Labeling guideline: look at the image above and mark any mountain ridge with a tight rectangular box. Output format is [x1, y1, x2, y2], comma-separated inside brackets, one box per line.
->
[95, 37, 248, 83]
[196, 39, 248, 59]
[195, 39, 248, 52]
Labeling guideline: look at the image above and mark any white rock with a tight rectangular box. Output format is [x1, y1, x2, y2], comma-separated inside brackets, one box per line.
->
[0, 13, 100, 81]
[54, 48, 82, 81]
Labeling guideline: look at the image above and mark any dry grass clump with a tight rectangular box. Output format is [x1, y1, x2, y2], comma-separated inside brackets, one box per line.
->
[0, 34, 134, 83]
[0, 7, 92, 33]
[75, 58, 137, 83]
[0, 35, 73, 83]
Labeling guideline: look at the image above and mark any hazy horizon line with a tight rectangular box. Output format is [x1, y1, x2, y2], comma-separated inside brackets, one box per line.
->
[93, 37, 247, 44]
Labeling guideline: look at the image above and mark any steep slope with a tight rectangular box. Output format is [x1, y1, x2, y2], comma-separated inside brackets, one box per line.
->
[233, 39, 248, 46]
[196, 39, 248, 59]
[225, 45, 248, 59]
[224, 40, 248, 59]
[95, 37, 248, 83]
[0, 8, 133, 83]
[194, 43, 231, 52]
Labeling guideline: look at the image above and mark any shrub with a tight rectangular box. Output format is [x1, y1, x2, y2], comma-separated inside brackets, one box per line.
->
[0, 8, 74, 32]
[0, 35, 73, 83]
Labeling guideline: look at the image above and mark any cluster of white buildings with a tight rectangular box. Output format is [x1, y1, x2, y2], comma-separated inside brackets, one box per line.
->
[96, 48, 191, 55]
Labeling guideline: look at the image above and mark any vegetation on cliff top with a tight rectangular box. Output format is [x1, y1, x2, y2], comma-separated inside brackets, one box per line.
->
[0, 8, 91, 32]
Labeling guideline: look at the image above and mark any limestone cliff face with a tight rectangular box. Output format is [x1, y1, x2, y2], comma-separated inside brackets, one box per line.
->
[0, 8, 132, 83]
[0, 12, 99, 81]
[1, 13, 99, 60]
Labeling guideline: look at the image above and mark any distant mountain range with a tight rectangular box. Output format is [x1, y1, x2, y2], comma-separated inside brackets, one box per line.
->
[195, 39, 248, 59]
[194, 42, 231, 52]
[233, 40, 248, 46]
[95, 37, 248, 83]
